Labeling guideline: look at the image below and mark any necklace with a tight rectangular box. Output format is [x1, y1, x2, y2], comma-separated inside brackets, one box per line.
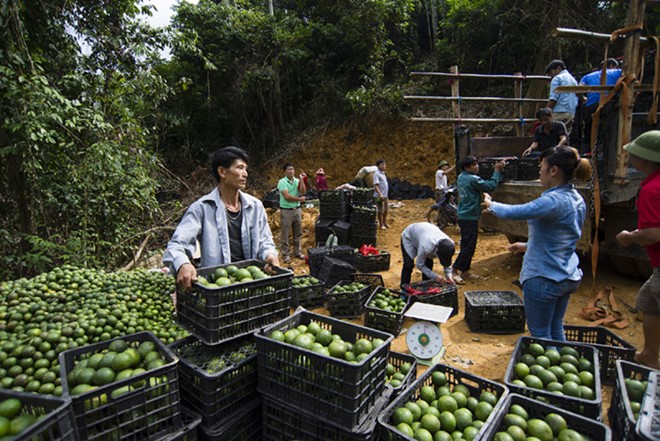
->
[226, 207, 241, 221]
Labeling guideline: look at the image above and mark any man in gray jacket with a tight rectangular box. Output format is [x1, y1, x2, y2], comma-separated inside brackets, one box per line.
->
[400, 222, 456, 288]
[163, 146, 279, 290]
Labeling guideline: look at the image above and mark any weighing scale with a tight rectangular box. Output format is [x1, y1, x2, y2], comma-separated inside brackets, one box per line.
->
[404, 302, 453, 366]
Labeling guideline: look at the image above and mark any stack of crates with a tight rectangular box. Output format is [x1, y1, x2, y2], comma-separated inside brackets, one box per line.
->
[349, 204, 378, 248]
[59, 331, 190, 441]
[256, 310, 394, 441]
[319, 190, 349, 221]
[170, 259, 293, 440]
[169, 335, 261, 440]
[609, 360, 657, 440]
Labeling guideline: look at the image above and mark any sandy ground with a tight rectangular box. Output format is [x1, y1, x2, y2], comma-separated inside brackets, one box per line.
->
[268, 198, 648, 424]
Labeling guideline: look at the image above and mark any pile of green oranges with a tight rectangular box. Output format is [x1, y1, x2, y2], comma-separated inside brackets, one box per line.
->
[0, 266, 186, 397]
[368, 289, 406, 313]
[0, 397, 42, 438]
[268, 321, 383, 362]
[66, 338, 167, 399]
[511, 342, 596, 400]
[385, 360, 413, 388]
[492, 404, 591, 441]
[390, 370, 500, 441]
[197, 265, 270, 288]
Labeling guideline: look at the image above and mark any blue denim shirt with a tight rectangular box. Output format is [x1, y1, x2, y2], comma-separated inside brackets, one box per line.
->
[489, 184, 585, 283]
[163, 188, 277, 272]
[549, 69, 578, 114]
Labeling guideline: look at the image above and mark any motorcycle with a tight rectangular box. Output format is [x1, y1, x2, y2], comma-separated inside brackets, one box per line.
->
[426, 185, 458, 229]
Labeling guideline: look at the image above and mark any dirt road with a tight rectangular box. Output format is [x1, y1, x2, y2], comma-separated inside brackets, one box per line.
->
[268, 198, 647, 422]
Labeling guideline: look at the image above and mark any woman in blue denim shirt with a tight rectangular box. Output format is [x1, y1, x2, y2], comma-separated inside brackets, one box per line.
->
[483, 146, 592, 341]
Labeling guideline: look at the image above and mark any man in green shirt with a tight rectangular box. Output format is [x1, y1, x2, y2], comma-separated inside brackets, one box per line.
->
[278, 163, 307, 264]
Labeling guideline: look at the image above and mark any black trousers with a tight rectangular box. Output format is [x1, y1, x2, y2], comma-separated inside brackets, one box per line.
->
[452, 219, 479, 272]
[400, 239, 433, 288]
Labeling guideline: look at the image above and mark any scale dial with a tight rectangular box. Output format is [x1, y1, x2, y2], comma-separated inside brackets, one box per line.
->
[406, 321, 443, 360]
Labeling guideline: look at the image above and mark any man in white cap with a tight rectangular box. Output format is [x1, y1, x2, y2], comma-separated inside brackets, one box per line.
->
[616, 131, 660, 369]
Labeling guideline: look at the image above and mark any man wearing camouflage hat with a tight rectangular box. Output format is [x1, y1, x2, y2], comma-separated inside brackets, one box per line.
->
[616, 131, 660, 369]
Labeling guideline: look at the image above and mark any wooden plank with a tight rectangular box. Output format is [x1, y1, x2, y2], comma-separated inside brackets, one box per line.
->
[410, 71, 549, 80]
[411, 117, 537, 123]
[404, 96, 546, 103]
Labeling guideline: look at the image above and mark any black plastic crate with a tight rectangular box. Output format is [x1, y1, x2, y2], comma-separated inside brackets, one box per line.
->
[59, 331, 182, 441]
[315, 219, 335, 246]
[401, 281, 459, 318]
[165, 407, 202, 441]
[175, 259, 293, 345]
[478, 157, 516, 181]
[464, 290, 526, 334]
[332, 220, 352, 245]
[351, 188, 375, 206]
[262, 385, 392, 441]
[319, 202, 349, 221]
[352, 273, 384, 289]
[0, 389, 77, 441]
[378, 363, 508, 441]
[364, 287, 410, 336]
[564, 325, 636, 385]
[481, 393, 611, 440]
[386, 352, 417, 399]
[198, 399, 262, 441]
[516, 157, 540, 180]
[169, 335, 259, 430]
[609, 360, 656, 441]
[504, 336, 603, 420]
[318, 256, 356, 288]
[637, 371, 659, 441]
[350, 206, 377, 224]
[326, 280, 374, 319]
[319, 190, 348, 205]
[350, 233, 378, 248]
[255, 310, 394, 431]
[290, 275, 326, 309]
[308, 246, 334, 278]
[352, 222, 378, 237]
[331, 244, 356, 266]
[354, 251, 391, 273]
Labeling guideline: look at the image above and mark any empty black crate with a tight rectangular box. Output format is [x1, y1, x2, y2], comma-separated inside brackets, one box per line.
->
[386, 352, 417, 399]
[402, 281, 459, 317]
[482, 394, 612, 440]
[564, 325, 636, 385]
[464, 290, 525, 334]
[315, 219, 335, 246]
[169, 335, 259, 430]
[504, 336, 602, 420]
[318, 256, 356, 287]
[290, 275, 326, 309]
[255, 310, 394, 431]
[308, 246, 334, 278]
[59, 331, 182, 441]
[0, 389, 77, 441]
[351, 188, 375, 206]
[352, 222, 378, 237]
[261, 386, 391, 441]
[609, 360, 655, 441]
[326, 280, 374, 319]
[378, 363, 508, 441]
[350, 233, 377, 248]
[350, 206, 377, 224]
[176, 259, 292, 345]
[637, 371, 659, 441]
[198, 399, 261, 441]
[332, 220, 351, 245]
[331, 244, 356, 266]
[364, 287, 410, 336]
[354, 250, 391, 273]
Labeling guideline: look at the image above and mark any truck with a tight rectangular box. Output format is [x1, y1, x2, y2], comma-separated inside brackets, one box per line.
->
[408, 1, 656, 278]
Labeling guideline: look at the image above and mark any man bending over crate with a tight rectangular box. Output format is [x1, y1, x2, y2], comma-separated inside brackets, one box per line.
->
[400, 222, 456, 289]
[163, 146, 279, 291]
